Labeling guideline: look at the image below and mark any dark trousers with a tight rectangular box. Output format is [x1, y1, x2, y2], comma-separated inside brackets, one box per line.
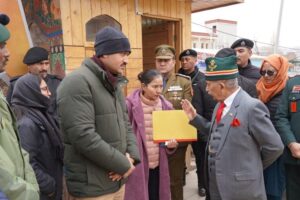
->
[149, 167, 160, 200]
[191, 140, 207, 190]
[285, 164, 300, 200]
[168, 145, 188, 200]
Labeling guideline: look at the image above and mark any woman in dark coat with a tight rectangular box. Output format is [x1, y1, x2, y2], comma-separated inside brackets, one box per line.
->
[11, 73, 63, 200]
[256, 54, 289, 200]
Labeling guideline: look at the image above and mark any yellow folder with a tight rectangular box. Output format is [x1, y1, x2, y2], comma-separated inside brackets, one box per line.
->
[153, 110, 197, 143]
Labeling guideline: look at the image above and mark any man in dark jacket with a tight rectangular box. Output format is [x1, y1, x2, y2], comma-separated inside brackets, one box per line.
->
[178, 49, 205, 86]
[178, 48, 206, 196]
[231, 38, 260, 83]
[275, 75, 300, 200]
[57, 27, 140, 199]
[7, 47, 61, 115]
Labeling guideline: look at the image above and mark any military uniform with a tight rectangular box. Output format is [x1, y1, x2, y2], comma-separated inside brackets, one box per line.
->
[275, 76, 300, 200]
[155, 44, 192, 200]
[231, 38, 261, 83]
[163, 72, 192, 200]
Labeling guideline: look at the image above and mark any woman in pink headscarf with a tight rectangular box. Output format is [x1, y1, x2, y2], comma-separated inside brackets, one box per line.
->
[256, 54, 289, 200]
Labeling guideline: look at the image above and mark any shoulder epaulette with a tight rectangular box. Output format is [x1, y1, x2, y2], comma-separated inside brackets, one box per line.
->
[176, 73, 191, 80]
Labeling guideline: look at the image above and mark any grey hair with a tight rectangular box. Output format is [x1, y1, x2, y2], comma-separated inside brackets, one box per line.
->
[223, 78, 238, 89]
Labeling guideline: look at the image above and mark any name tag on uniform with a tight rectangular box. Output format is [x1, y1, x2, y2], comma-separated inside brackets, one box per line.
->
[292, 85, 300, 93]
[167, 85, 183, 92]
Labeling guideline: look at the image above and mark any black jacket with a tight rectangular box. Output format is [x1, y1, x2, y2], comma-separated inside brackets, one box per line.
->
[17, 114, 63, 200]
[265, 92, 283, 124]
[11, 74, 63, 200]
[178, 67, 205, 86]
[238, 60, 261, 83]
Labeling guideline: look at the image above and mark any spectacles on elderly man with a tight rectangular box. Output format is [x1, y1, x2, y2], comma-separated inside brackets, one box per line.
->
[260, 70, 276, 76]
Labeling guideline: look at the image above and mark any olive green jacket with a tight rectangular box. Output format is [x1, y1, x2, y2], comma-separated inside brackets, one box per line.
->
[275, 76, 300, 165]
[57, 58, 140, 197]
[0, 92, 39, 200]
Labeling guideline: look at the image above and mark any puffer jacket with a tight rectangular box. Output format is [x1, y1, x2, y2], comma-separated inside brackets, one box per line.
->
[57, 58, 140, 197]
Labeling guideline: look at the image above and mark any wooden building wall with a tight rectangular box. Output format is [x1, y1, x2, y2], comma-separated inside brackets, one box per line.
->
[60, 0, 191, 94]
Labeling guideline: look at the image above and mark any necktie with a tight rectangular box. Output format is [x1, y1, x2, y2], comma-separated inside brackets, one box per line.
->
[215, 102, 226, 124]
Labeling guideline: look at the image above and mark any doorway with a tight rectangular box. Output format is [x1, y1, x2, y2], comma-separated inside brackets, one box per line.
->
[142, 16, 181, 72]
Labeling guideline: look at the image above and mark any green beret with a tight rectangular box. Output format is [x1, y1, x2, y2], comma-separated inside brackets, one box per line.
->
[0, 24, 10, 43]
[205, 55, 239, 81]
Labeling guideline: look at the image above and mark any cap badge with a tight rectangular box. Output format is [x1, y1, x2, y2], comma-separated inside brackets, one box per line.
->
[161, 48, 166, 54]
[186, 50, 190, 55]
[241, 41, 246, 46]
[208, 60, 217, 71]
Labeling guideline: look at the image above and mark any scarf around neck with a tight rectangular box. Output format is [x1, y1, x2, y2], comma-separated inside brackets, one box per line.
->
[11, 74, 63, 162]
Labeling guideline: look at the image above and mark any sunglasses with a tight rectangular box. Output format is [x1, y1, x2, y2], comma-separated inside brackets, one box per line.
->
[260, 70, 276, 76]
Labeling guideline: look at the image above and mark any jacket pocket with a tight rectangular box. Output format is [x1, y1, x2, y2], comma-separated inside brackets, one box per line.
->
[86, 163, 117, 191]
[234, 172, 258, 181]
[289, 93, 300, 113]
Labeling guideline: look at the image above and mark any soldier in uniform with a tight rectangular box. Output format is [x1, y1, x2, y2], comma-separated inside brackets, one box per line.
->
[178, 49, 205, 86]
[155, 44, 192, 200]
[231, 38, 260, 83]
[0, 13, 11, 97]
[275, 75, 300, 200]
[7, 47, 61, 115]
[178, 48, 206, 196]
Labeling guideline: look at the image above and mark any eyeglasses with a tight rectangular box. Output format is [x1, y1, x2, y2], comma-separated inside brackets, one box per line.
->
[260, 70, 276, 76]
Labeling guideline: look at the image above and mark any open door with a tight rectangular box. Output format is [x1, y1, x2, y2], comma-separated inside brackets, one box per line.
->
[142, 16, 180, 72]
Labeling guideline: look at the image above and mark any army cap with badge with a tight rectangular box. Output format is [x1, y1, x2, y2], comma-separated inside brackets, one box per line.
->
[231, 38, 254, 50]
[205, 55, 239, 81]
[155, 44, 176, 59]
[179, 49, 197, 61]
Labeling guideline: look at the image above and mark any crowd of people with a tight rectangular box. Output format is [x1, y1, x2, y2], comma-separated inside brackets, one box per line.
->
[0, 12, 300, 200]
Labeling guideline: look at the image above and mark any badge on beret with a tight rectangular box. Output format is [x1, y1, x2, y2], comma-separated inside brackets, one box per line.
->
[186, 50, 190, 55]
[241, 41, 246, 46]
[208, 60, 217, 71]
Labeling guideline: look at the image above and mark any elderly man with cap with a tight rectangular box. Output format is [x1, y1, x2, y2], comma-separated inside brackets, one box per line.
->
[231, 38, 260, 83]
[155, 44, 192, 200]
[57, 26, 140, 200]
[7, 46, 61, 116]
[181, 51, 284, 200]
[190, 48, 258, 197]
[0, 14, 39, 200]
